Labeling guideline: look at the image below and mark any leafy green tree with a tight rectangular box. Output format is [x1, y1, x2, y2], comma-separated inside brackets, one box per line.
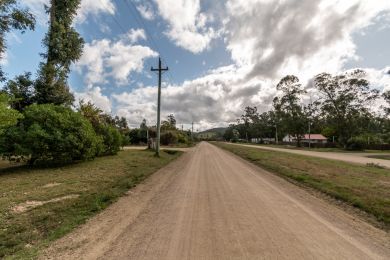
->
[314, 69, 379, 147]
[384, 90, 390, 116]
[241, 106, 259, 141]
[3, 72, 35, 111]
[0, 93, 23, 133]
[78, 101, 122, 155]
[0, 104, 100, 165]
[273, 75, 307, 146]
[0, 0, 35, 81]
[35, 0, 84, 105]
[167, 114, 176, 128]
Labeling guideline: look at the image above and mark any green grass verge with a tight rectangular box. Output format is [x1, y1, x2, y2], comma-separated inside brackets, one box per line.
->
[214, 142, 390, 229]
[242, 143, 390, 153]
[0, 149, 181, 259]
[366, 155, 390, 161]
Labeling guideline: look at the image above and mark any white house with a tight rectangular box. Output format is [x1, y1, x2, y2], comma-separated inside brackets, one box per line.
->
[283, 134, 328, 144]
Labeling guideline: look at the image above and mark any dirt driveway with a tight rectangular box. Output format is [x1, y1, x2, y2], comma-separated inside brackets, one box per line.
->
[41, 142, 390, 259]
[230, 143, 390, 168]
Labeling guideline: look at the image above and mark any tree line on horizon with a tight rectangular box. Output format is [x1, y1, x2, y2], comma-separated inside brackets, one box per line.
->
[0, 0, 130, 165]
[224, 71, 390, 150]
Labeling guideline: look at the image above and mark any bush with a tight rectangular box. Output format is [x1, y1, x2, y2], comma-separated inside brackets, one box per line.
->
[0, 104, 100, 165]
[96, 124, 122, 155]
[160, 131, 178, 145]
[346, 136, 366, 151]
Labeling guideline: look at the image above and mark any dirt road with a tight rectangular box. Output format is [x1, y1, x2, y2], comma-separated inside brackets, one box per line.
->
[41, 142, 390, 260]
[230, 143, 390, 168]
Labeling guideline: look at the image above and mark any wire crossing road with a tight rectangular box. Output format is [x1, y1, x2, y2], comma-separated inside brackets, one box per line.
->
[42, 142, 390, 260]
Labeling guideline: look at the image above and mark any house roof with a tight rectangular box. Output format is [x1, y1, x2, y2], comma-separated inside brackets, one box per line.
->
[303, 134, 327, 140]
[284, 134, 327, 140]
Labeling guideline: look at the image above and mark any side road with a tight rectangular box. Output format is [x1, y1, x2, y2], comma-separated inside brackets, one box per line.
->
[228, 143, 390, 168]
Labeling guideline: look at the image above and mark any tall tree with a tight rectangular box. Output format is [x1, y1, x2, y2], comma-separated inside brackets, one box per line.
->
[383, 90, 390, 116]
[167, 114, 176, 128]
[314, 69, 379, 146]
[3, 72, 35, 111]
[35, 0, 84, 105]
[273, 75, 307, 146]
[243, 106, 258, 139]
[0, 0, 35, 81]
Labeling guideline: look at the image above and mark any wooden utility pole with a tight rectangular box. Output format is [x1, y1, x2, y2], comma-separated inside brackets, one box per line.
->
[151, 57, 168, 156]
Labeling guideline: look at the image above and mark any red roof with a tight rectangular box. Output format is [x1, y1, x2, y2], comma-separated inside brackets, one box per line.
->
[303, 134, 327, 140]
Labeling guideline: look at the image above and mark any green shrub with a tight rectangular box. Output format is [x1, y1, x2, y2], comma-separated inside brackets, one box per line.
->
[0, 104, 100, 165]
[96, 124, 122, 155]
[346, 136, 366, 151]
[160, 131, 178, 145]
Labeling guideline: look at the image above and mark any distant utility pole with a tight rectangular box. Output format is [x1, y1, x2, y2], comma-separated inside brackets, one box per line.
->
[151, 57, 168, 156]
[192, 122, 194, 141]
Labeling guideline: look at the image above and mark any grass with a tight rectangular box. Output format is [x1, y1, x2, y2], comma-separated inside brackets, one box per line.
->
[214, 142, 390, 229]
[243, 143, 390, 153]
[0, 149, 181, 259]
[366, 155, 390, 160]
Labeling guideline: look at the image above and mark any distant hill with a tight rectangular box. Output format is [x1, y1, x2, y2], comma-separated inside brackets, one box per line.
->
[197, 127, 227, 139]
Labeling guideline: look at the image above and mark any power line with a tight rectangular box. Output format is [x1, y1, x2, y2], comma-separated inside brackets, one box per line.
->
[122, 0, 175, 84]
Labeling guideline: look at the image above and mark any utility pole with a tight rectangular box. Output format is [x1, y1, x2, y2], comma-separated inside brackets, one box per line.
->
[151, 57, 168, 156]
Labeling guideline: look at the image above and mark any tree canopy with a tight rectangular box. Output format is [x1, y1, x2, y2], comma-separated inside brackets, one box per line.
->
[0, 0, 35, 81]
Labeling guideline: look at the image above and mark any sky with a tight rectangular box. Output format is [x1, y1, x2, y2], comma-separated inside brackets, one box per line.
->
[2, 0, 390, 131]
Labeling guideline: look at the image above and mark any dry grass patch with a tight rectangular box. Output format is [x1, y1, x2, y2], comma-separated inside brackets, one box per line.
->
[0, 149, 181, 259]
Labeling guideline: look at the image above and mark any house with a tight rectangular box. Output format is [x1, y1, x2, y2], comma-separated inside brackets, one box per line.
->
[283, 134, 328, 144]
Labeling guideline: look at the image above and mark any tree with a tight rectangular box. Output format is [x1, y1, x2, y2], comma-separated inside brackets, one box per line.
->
[3, 72, 35, 111]
[78, 101, 122, 155]
[167, 114, 177, 129]
[314, 70, 379, 147]
[0, 0, 35, 81]
[0, 104, 100, 165]
[241, 106, 259, 141]
[35, 0, 84, 105]
[273, 75, 307, 146]
[0, 93, 23, 133]
[384, 90, 390, 116]
[162, 114, 177, 131]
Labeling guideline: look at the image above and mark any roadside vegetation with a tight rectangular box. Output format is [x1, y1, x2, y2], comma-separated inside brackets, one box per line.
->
[127, 114, 195, 147]
[0, 149, 181, 259]
[214, 142, 390, 229]
[223, 73, 390, 151]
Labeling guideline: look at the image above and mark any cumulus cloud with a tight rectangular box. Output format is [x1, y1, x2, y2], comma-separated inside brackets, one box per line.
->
[76, 30, 157, 85]
[22, 0, 115, 24]
[111, 65, 278, 129]
[125, 29, 147, 44]
[154, 0, 217, 53]
[224, 0, 390, 82]
[109, 0, 390, 129]
[74, 87, 112, 113]
[136, 2, 155, 21]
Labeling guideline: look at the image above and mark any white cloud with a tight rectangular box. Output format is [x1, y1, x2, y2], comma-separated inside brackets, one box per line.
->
[77, 0, 115, 23]
[22, 0, 116, 24]
[136, 3, 155, 21]
[154, 0, 217, 53]
[125, 29, 146, 44]
[76, 31, 157, 85]
[75, 87, 112, 113]
[224, 0, 390, 83]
